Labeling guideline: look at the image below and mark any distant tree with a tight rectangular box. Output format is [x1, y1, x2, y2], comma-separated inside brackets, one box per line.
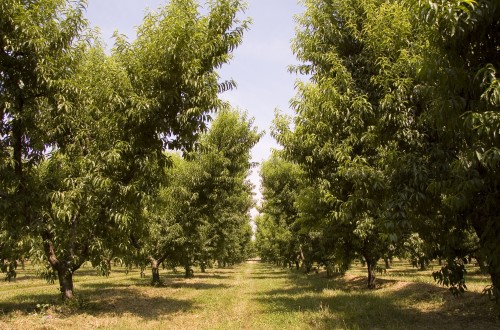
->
[257, 153, 303, 269]
[143, 108, 260, 282]
[195, 109, 261, 268]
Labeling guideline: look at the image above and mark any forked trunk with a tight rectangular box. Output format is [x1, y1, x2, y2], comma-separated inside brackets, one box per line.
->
[149, 256, 165, 286]
[42, 233, 84, 300]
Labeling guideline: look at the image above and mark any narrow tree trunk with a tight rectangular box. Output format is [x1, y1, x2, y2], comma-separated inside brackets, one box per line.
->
[326, 263, 334, 278]
[419, 258, 427, 271]
[151, 260, 161, 285]
[185, 264, 193, 278]
[200, 261, 206, 273]
[295, 260, 300, 270]
[366, 258, 377, 289]
[489, 267, 500, 305]
[106, 258, 112, 275]
[12, 116, 23, 182]
[384, 258, 391, 269]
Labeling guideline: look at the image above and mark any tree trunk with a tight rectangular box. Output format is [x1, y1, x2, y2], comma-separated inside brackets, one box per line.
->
[106, 258, 112, 275]
[151, 260, 161, 285]
[12, 117, 24, 182]
[200, 260, 207, 273]
[366, 258, 377, 289]
[185, 264, 193, 278]
[475, 255, 488, 274]
[326, 263, 334, 278]
[384, 258, 391, 269]
[42, 233, 73, 299]
[489, 267, 500, 305]
[304, 260, 312, 273]
[57, 267, 74, 300]
[149, 256, 165, 286]
[419, 258, 427, 271]
[295, 260, 300, 270]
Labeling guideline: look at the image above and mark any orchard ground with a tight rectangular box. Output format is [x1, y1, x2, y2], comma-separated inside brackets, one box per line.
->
[0, 260, 498, 329]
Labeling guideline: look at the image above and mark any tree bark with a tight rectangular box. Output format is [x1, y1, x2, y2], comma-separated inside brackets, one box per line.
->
[57, 267, 75, 300]
[151, 260, 161, 285]
[419, 259, 427, 271]
[200, 261, 206, 273]
[365, 258, 377, 289]
[304, 261, 312, 274]
[42, 232, 85, 300]
[326, 263, 334, 278]
[12, 116, 23, 182]
[185, 263, 193, 278]
[489, 267, 500, 305]
[149, 255, 165, 285]
[384, 258, 391, 269]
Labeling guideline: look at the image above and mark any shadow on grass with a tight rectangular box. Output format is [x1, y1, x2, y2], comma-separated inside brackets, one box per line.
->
[0, 286, 196, 320]
[78, 276, 231, 292]
[0, 277, 230, 320]
[256, 269, 500, 329]
[166, 282, 231, 290]
[0, 292, 60, 314]
[83, 287, 194, 318]
[249, 275, 292, 280]
[188, 273, 229, 280]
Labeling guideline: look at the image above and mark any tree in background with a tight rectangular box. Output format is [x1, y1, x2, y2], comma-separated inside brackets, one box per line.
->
[256, 153, 303, 269]
[195, 109, 261, 268]
[142, 108, 259, 283]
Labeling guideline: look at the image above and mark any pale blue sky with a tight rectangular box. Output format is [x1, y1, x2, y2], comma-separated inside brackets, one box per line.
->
[85, 0, 305, 207]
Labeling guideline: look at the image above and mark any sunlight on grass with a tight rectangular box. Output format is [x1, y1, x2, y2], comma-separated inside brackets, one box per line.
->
[0, 260, 498, 329]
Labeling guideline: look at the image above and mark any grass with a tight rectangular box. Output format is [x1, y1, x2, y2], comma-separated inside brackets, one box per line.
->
[0, 260, 498, 329]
